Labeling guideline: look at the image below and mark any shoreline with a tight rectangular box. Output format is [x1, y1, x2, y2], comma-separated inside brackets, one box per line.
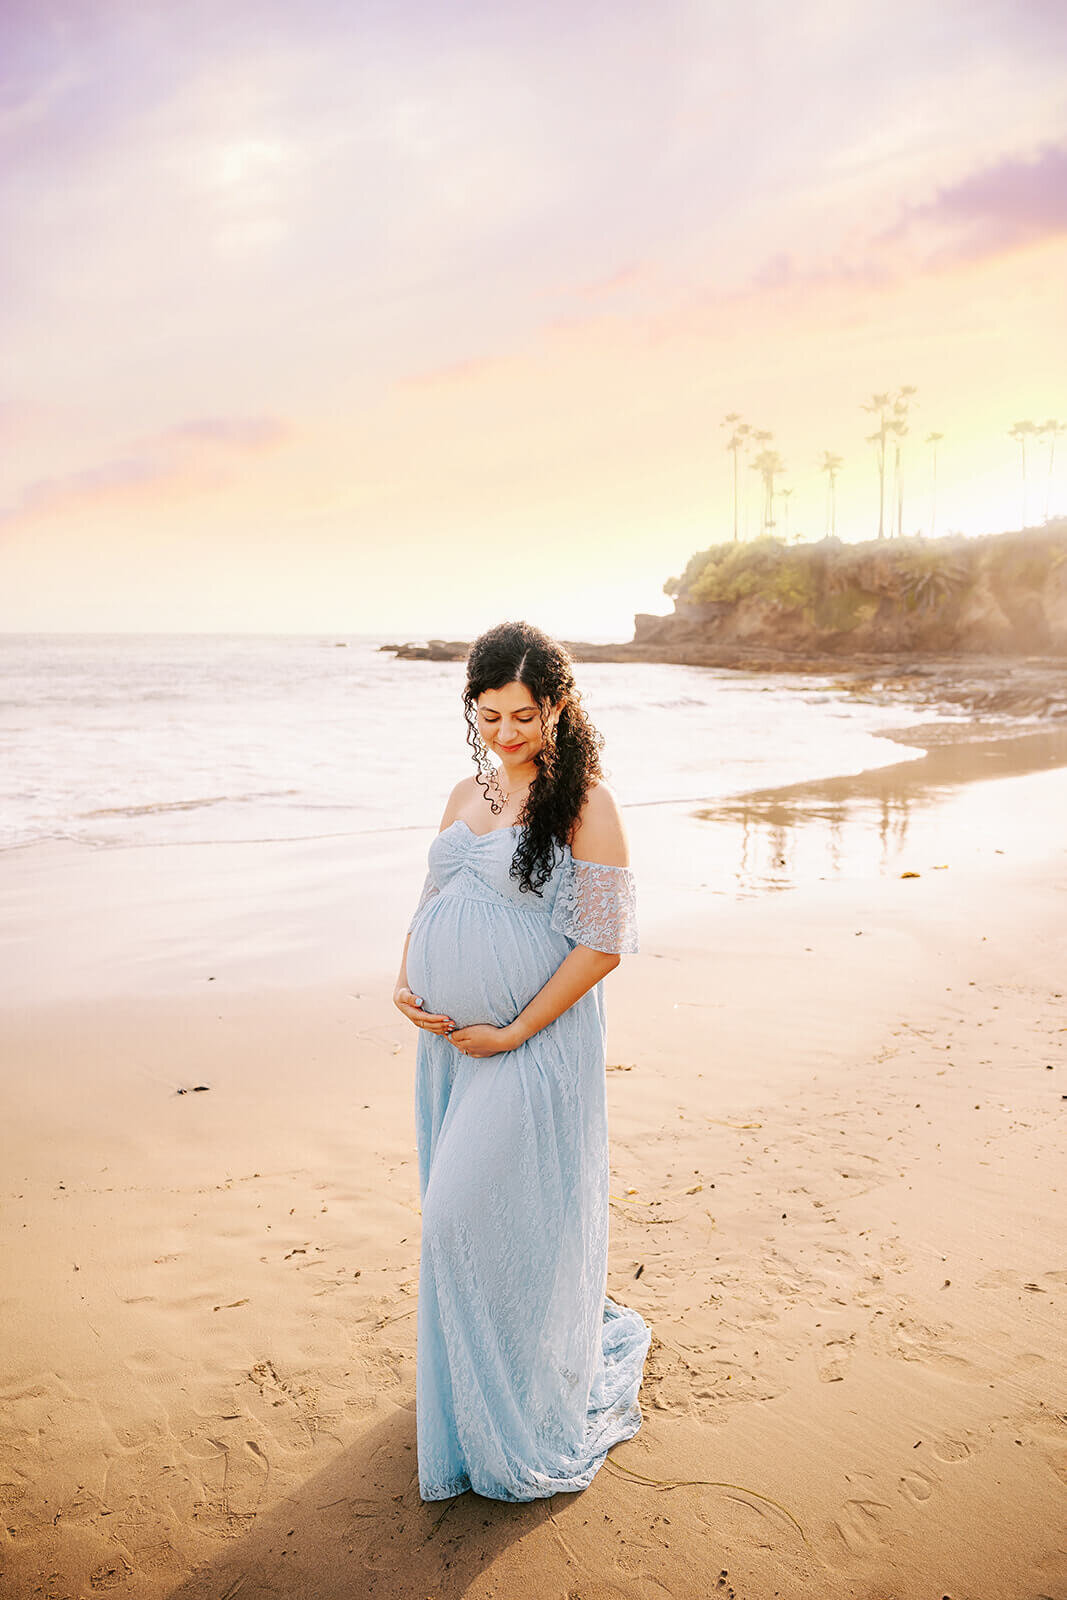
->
[383, 638, 1067, 716]
[1, 731, 1065, 1597]
[4, 643, 1064, 864]
[5, 692, 1067, 863]
[3, 713, 1067, 1010]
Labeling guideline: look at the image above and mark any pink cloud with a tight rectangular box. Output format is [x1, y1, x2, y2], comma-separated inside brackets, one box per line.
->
[880, 142, 1067, 262]
[748, 250, 894, 294]
[397, 354, 511, 391]
[161, 416, 289, 448]
[733, 144, 1067, 300]
[1, 413, 291, 530]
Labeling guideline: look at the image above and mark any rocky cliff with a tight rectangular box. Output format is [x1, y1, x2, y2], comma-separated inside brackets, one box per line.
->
[635, 523, 1067, 658]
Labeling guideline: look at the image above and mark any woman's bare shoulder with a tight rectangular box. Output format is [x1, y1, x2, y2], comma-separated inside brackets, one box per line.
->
[570, 780, 628, 865]
[579, 778, 623, 819]
[438, 775, 480, 830]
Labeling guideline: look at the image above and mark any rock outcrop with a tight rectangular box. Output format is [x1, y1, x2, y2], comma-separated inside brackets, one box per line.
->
[384, 638, 471, 661]
[379, 526, 1067, 692]
[646, 523, 1067, 657]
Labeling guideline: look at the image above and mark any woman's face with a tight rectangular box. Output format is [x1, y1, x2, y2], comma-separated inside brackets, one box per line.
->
[475, 680, 559, 766]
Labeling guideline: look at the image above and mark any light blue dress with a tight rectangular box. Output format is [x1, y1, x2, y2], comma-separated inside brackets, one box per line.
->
[405, 818, 651, 1502]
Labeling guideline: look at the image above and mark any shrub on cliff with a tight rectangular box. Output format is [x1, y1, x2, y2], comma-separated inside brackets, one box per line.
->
[662, 523, 1067, 649]
[667, 536, 819, 610]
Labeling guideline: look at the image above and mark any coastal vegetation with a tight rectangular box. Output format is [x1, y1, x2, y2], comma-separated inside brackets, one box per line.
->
[383, 524, 1067, 666]
[648, 522, 1067, 656]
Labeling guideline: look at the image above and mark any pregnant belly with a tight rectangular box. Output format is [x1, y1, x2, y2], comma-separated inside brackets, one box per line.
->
[406, 894, 565, 1028]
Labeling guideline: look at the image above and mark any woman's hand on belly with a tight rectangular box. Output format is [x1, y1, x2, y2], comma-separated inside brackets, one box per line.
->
[448, 1022, 521, 1059]
[393, 984, 457, 1036]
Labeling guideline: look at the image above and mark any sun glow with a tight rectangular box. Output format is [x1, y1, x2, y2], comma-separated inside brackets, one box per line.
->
[1, 3, 1063, 633]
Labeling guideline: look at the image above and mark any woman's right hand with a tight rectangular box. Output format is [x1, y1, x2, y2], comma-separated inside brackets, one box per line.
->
[393, 985, 457, 1035]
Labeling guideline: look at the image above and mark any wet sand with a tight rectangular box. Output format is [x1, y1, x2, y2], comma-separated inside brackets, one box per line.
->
[1, 733, 1065, 1600]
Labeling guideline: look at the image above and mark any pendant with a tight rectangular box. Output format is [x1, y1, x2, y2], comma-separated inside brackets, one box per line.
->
[487, 769, 509, 809]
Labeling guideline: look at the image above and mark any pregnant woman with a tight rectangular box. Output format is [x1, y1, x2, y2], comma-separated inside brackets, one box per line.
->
[394, 620, 651, 1502]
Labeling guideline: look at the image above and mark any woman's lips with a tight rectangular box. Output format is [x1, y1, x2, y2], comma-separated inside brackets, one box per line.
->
[498, 741, 523, 752]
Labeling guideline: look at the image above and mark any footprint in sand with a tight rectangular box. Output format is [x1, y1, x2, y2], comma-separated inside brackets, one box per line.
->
[879, 1313, 976, 1376]
[834, 1496, 892, 1556]
[338, 1496, 384, 1539]
[0, 1479, 30, 1537]
[88, 1554, 134, 1590]
[188, 1436, 271, 1537]
[816, 1331, 855, 1383]
[928, 1435, 973, 1464]
[898, 1470, 934, 1503]
[642, 1339, 780, 1418]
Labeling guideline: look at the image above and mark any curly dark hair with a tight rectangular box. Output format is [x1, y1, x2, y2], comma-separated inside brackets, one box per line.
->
[463, 621, 604, 896]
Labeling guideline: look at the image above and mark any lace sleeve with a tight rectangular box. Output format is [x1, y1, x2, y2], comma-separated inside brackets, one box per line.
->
[549, 858, 638, 955]
[407, 871, 440, 935]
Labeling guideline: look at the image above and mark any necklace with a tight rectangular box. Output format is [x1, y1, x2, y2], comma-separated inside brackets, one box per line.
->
[487, 768, 530, 810]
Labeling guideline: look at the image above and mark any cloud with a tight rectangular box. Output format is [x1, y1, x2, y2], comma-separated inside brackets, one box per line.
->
[0, 413, 290, 529]
[397, 354, 511, 391]
[748, 250, 894, 295]
[880, 143, 1067, 263]
[161, 416, 289, 448]
[731, 143, 1067, 301]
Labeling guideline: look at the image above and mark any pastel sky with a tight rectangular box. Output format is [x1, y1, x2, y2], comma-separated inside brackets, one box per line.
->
[2, 0, 1065, 637]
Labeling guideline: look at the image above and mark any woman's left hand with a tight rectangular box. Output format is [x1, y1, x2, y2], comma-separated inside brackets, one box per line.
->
[449, 1023, 520, 1058]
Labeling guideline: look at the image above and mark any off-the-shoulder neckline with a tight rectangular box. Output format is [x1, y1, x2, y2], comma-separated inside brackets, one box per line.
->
[444, 818, 577, 855]
[447, 817, 523, 840]
[442, 820, 630, 871]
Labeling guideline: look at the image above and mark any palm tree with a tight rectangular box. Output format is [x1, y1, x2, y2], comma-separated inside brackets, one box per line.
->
[747, 429, 774, 539]
[894, 388, 917, 538]
[820, 450, 844, 538]
[925, 431, 944, 537]
[780, 486, 795, 542]
[750, 448, 786, 535]
[1037, 418, 1065, 522]
[1009, 420, 1039, 527]
[720, 414, 751, 542]
[862, 387, 916, 538]
[862, 393, 892, 539]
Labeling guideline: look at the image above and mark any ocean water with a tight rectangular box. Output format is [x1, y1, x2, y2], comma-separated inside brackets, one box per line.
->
[0, 633, 944, 853]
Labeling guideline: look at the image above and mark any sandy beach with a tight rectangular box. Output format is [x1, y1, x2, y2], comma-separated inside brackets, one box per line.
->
[1, 734, 1065, 1600]
[6, 0, 1066, 1588]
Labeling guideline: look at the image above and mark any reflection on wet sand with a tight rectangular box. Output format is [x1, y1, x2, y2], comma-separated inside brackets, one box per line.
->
[692, 726, 1067, 894]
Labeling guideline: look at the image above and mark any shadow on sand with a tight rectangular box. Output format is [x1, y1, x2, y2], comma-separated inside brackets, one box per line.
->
[162, 1399, 585, 1600]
